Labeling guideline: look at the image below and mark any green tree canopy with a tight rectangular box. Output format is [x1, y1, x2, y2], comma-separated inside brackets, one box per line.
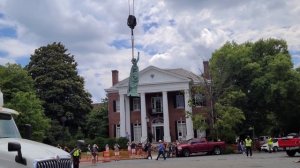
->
[0, 64, 50, 141]
[86, 98, 109, 139]
[26, 42, 93, 137]
[210, 38, 300, 136]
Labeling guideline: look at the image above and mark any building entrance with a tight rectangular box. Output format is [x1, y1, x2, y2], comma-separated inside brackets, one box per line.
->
[152, 124, 164, 142]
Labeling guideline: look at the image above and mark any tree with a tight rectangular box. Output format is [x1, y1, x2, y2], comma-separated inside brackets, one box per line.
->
[26, 42, 93, 138]
[86, 98, 109, 139]
[0, 64, 35, 101]
[0, 64, 50, 141]
[210, 38, 300, 137]
[6, 92, 50, 141]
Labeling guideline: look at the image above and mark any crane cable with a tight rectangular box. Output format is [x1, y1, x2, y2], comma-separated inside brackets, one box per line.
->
[127, 0, 136, 59]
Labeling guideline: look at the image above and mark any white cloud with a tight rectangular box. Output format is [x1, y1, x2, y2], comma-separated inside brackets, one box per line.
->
[0, 38, 35, 57]
[0, 0, 299, 102]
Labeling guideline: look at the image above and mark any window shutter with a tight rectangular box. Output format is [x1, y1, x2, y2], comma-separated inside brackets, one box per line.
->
[114, 125, 116, 137]
[173, 95, 177, 108]
[113, 100, 116, 112]
[130, 98, 133, 111]
[131, 123, 134, 141]
[175, 121, 178, 140]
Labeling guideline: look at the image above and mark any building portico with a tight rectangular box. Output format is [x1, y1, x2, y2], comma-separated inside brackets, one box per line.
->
[106, 65, 208, 143]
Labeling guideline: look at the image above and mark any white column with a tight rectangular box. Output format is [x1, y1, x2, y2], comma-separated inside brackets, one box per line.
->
[140, 92, 148, 142]
[163, 91, 171, 142]
[119, 94, 126, 137]
[185, 89, 194, 140]
[125, 96, 131, 141]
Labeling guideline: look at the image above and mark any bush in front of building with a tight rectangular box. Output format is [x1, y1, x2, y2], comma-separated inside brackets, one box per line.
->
[85, 137, 129, 151]
[117, 137, 129, 149]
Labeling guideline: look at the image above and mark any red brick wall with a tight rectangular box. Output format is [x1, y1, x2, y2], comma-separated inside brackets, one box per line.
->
[107, 91, 210, 141]
[107, 92, 120, 138]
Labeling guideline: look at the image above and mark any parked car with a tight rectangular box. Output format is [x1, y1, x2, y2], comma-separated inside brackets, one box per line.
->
[278, 135, 300, 157]
[260, 138, 281, 152]
[176, 138, 226, 157]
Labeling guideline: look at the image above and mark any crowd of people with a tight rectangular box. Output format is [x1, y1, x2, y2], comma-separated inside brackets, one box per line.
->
[62, 140, 180, 166]
[57, 136, 300, 168]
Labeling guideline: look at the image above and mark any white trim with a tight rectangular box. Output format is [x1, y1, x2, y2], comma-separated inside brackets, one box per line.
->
[140, 92, 147, 142]
[120, 94, 126, 137]
[185, 89, 194, 140]
[163, 91, 171, 142]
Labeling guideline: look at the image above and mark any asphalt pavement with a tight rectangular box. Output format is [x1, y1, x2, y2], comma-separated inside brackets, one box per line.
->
[80, 151, 300, 168]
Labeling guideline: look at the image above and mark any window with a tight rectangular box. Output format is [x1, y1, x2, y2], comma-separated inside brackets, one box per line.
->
[176, 94, 184, 108]
[132, 98, 140, 111]
[151, 97, 162, 113]
[113, 99, 120, 112]
[116, 124, 120, 138]
[194, 93, 206, 106]
[196, 129, 206, 138]
[177, 120, 186, 140]
[133, 123, 142, 142]
[116, 100, 120, 112]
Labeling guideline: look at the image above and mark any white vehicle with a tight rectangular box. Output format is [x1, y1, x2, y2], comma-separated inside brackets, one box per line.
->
[260, 138, 280, 152]
[0, 90, 73, 168]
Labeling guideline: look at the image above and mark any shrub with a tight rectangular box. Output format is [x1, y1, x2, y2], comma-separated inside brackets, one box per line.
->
[223, 144, 235, 154]
[117, 137, 129, 149]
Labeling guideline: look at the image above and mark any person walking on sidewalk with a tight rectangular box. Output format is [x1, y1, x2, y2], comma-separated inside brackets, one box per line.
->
[156, 140, 166, 160]
[114, 143, 120, 161]
[245, 136, 253, 157]
[145, 142, 152, 159]
[91, 144, 98, 165]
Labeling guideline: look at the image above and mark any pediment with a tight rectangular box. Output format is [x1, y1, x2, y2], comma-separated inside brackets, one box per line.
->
[116, 66, 190, 88]
[139, 67, 190, 84]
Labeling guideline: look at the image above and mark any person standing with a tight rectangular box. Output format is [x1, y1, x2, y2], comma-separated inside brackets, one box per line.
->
[145, 142, 152, 159]
[105, 144, 109, 152]
[91, 144, 98, 164]
[245, 136, 253, 157]
[267, 137, 273, 153]
[70, 146, 81, 168]
[114, 143, 120, 161]
[127, 142, 132, 157]
[156, 140, 166, 160]
[131, 142, 136, 158]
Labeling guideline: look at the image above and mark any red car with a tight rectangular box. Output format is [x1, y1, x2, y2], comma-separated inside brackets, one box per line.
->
[176, 138, 226, 157]
[278, 134, 300, 157]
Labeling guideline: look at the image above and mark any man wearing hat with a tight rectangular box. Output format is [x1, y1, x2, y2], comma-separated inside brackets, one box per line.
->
[156, 140, 166, 160]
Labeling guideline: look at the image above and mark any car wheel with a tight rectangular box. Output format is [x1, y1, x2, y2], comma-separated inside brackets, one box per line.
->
[286, 150, 296, 157]
[213, 147, 221, 155]
[273, 146, 278, 152]
[182, 149, 190, 157]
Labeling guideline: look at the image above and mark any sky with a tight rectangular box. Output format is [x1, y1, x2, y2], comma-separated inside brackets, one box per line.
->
[0, 0, 299, 103]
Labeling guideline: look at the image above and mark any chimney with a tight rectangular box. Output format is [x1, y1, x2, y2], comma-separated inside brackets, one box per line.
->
[112, 70, 119, 86]
[203, 61, 210, 79]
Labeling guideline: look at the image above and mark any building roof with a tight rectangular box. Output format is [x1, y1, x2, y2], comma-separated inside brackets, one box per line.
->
[165, 68, 202, 84]
[105, 65, 204, 92]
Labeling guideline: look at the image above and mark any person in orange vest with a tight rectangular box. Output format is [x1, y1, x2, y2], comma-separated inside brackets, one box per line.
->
[245, 136, 253, 157]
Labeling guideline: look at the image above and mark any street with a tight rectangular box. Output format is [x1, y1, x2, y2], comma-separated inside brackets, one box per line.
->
[80, 152, 299, 168]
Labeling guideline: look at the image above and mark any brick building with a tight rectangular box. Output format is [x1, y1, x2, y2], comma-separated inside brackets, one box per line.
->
[105, 62, 211, 143]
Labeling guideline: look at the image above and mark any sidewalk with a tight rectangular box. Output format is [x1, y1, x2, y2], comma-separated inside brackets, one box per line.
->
[80, 151, 160, 163]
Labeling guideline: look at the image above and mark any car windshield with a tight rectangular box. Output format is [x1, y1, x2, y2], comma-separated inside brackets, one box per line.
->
[0, 113, 21, 138]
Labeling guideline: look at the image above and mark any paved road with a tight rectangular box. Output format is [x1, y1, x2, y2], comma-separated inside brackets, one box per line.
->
[81, 152, 299, 168]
